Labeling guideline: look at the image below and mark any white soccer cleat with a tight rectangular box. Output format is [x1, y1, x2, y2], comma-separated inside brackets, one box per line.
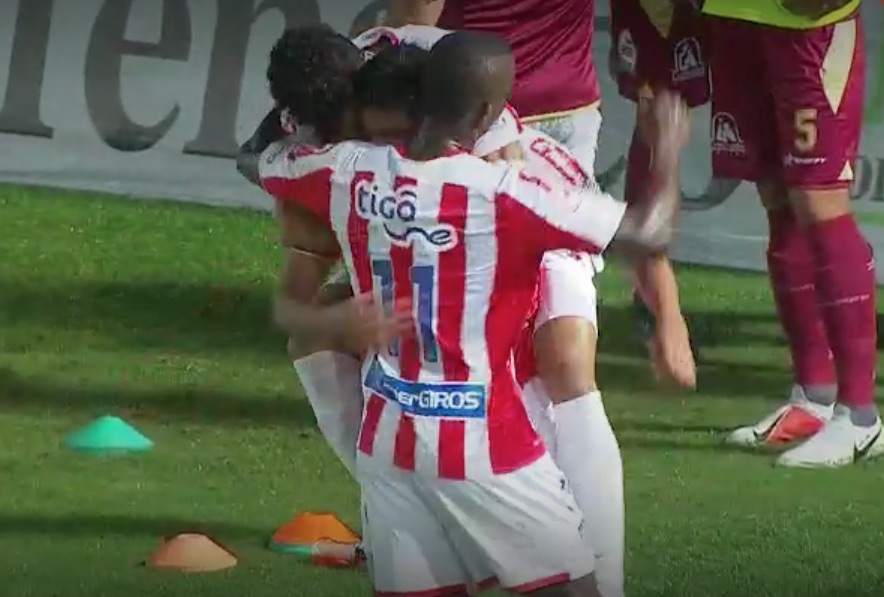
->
[725, 386, 832, 447]
[776, 405, 884, 468]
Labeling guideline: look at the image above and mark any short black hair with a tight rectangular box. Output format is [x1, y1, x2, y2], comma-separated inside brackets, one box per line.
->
[266, 25, 362, 142]
[353, 43, 429, 119]
[420, 31, 513, 125]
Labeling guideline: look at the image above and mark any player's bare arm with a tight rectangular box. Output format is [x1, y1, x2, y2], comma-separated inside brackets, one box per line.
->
[636, 257, 696, 388]
[274, 200, 339, 355]
[610, 90, 689, 255]
[617, 92, 695, 387]
[272, 199, 413, 356]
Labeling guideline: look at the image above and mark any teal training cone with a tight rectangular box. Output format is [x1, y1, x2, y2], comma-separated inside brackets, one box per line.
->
[65, 415, 153, 453]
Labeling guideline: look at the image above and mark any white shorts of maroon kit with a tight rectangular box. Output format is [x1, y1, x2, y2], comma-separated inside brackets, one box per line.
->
[357, 453, 594, 596]
[527, 105, 602, 183]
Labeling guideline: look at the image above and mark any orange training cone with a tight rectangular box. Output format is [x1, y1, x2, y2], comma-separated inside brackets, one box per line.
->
[145, 533, 237, 572]
[269, 512, 360, 556]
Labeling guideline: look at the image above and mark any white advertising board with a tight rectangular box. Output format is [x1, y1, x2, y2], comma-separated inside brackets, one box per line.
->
[0, 0, 882, 279]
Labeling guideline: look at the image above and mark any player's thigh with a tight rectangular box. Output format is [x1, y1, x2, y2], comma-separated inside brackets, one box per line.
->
[529, 108, 602, 178]
[532, 252, 599, 398]
[421, 454, 594, 593]
[706, 17, 777, 183]
[611, 0, 710, 108]
[360, 468, 473, 596]
[763, 16, 864, 192]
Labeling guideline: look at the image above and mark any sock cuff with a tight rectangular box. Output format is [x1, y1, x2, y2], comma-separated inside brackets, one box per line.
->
[293, 350, 362, 383]
[552, 391, 603, 416]
[294, 349, 359, 368]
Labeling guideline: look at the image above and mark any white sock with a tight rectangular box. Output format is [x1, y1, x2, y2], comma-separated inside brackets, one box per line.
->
[553, 392, 625, 597]
[520, 379, 557, 456]
[293, 351, 364, 477]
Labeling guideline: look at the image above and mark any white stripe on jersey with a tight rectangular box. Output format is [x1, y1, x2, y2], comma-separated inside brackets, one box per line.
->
[460, 189, 497, 479]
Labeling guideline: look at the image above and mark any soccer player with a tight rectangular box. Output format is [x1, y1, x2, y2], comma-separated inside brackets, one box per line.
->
[261, 30, 688, 597]
[701, 0, 880, 467]
[351, 41, 695, 597]
[357, 11, 639, 595]
[608, 0, 705, 371]
[236, 25, 524, 476]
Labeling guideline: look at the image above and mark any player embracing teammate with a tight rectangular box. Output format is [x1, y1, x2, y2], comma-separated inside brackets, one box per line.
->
[253, 25, 689, 597]
[371, 6, 696, 596]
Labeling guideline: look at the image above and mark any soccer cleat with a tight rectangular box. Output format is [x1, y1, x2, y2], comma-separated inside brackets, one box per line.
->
[776, 406, 884, 468]
[725, 386, 832, 447]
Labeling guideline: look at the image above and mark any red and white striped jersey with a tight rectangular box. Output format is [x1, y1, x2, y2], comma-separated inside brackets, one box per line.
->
[259, 139, 625, 479]
[352, 25, 523, 157]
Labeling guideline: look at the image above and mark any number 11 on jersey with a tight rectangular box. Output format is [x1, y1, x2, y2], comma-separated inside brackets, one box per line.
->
[371, 259, 439, 363]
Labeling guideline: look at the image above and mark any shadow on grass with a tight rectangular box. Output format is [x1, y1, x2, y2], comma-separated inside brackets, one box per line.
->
[593, 358, 787, 401]
[0, 513, 266, 543]
[617, 434, 761, 455]
[10, 277, 882, 409]
[0, 279, 282, 358]
[0, 277, 793, 359]
[0, 367, 316, 429]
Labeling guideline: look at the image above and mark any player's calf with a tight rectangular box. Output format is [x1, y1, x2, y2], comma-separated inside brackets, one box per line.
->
[534, 317, 597, 402]
[525, 252, 625, 597]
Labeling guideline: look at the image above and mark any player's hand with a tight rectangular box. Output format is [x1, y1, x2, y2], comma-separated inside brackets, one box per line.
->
[648, 314, 696, 389]
[325, 292, 414, 355]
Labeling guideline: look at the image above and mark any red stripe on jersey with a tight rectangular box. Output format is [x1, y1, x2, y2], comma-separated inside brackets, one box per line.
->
[496, 189, 604, 257]
[486, 199, 547, 474]
[358, 393, 386, 455]
[391, 176, 419, 470]
[435, 184, 469, 479]
[262, 167, 334, 225]
[348, 172, 375, 294]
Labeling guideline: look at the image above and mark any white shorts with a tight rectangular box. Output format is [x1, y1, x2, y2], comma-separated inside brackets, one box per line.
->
[535, 250, 603, 332]
[358, 454, 594, 596]
[527, 106, 602, 180]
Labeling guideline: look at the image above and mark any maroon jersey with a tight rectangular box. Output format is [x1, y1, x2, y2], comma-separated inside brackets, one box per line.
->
[438, 0, 599, 119]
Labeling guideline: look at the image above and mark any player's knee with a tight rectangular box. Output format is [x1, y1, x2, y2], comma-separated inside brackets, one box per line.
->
[534, 317, 597, 403]
[788, 187, 852, 226]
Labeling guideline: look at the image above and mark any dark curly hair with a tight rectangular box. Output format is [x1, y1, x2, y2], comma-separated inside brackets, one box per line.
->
[353, 43, 429, 122]
[266, 25, 362, 142]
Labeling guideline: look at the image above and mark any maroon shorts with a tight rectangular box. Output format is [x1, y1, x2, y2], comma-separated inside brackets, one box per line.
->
[707, 14, 865, 189]
[609, 0, 710, 107]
